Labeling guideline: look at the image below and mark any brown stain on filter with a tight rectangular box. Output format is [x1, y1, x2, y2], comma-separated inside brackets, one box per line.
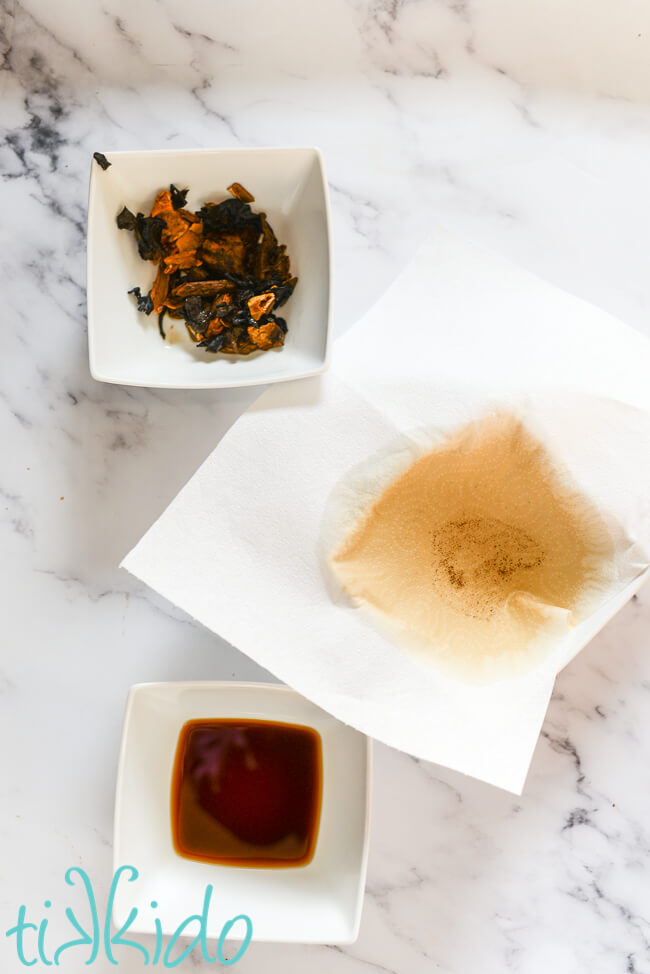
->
[330, 413, 614, 680]
[431, 517, 545, 620]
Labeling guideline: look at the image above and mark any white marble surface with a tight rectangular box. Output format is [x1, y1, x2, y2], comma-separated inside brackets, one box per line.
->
[2, 0, 650, 970]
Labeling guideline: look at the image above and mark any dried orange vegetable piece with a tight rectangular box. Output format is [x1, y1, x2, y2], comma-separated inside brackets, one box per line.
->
[150, 265, 170, 314]
[174, 224, 203, 253]
[163, 251, 201, 272]
[227, 182, 255, 203]
[247, 292, 276, 322]
[160, 210, 192, 245]
[177, 208, 201, 224]
[204, 317, 226, 339]
[152, 189, 174, 216]
[247, 320, 283, 350]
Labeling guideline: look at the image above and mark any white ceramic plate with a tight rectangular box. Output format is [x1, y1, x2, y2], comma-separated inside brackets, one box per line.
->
[87, 147, 332, 388]
[113, 683, 371, 945]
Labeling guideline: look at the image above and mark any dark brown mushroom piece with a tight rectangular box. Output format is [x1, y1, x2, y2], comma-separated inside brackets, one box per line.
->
[93, 152, 112, 170]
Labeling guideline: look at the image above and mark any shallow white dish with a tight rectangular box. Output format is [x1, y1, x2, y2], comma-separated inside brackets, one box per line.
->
[113, 682, 371, 945]
[87, 147, 332, 388]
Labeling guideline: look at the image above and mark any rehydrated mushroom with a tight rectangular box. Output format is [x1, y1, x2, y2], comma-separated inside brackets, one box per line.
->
[118, 182, 297, 356]
[93, 152, 111, 170]
[127, 286, 153, 314]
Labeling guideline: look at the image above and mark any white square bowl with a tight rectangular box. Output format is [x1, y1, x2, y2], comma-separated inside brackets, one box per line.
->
[87, 147, 332, 388]
[113, 683, 371, 945]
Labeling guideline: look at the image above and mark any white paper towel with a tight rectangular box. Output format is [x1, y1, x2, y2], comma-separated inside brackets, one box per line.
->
[123, 231, 650, 793]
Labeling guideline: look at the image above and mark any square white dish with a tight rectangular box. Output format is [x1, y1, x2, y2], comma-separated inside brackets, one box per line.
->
[87, 147, 332, 388]
[113, 682, 371, 945]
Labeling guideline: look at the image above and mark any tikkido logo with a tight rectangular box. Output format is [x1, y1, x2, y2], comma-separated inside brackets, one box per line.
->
[5, 866, 253, 968]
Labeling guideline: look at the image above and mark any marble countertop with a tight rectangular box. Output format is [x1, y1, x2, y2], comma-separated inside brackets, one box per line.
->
[2, 0, 650, 971]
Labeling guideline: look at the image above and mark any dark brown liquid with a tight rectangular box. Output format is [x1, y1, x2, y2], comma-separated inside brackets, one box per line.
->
[170, 719, 322, 868]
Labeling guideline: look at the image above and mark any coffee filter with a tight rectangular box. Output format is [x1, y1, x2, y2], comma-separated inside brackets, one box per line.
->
[123, 231, 650, 792]
[321, 396, 648, 685]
